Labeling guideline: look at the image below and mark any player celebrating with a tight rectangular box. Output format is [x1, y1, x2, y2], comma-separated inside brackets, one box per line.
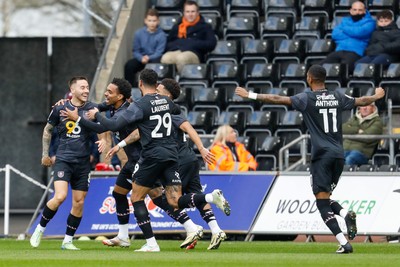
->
[30, 76, 104, 250]
[236, 64, 385, 253]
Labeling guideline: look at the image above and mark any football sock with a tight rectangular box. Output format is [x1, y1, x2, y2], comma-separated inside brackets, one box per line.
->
[133, 200, 154, 239]
[118, 224, 129, 240]
[39, 205, 57, 228]
[183, 220, 199, 233]
[113, 191, 130, 225]
[63, 235, 73, 244]
[146, 236, 158, 247]
[330, 200, 347, 217]
[316, 199, 342, 236]
[178, 193, 206, 209]
[65, 213, 82, 237]
[152, 195, 190, 224]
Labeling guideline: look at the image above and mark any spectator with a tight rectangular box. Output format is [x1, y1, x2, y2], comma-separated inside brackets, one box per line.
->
[319, 1, 375, 73]
[160, 0, 217, 73]
[208, 125, 257, 171]
[343, 103, 383, 166]
[354, 10, 400, 69]
[124, 8, 166, 87]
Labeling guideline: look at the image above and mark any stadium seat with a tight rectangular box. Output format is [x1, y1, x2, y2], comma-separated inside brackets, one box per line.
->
[303, 0, 333, 21]
[192, 104, 220, 132]
[272, 39, 306, 70]
[260, 15, 294, 41]
[244, 63, 279, 89]
[343, 165, 357, 172]
[263, 0, 300, 19]
[377, 164, 397, 172]
[227, 0, 262, 19]
[352, 63, 382, 85]
[145, 63, 176, 81]
[211, 62, 244, 89]
[178, 64, 210, 88]
[190, 87, 222, 109]
[368, 0, 398, 17]
[158, 14, 180, 35]
[197, 0, 224, 17]
[246, 110, 277, 133]
[224, 16, 259, 40]
[274, 128, 303, 156]
[215, 111, 247, 135]
[357, 164, 377, 172]
[203, 14, 224, 39]
[256, 136, 281, 154]
[240, 38, 272, 64]
[187, 110, 214, 134]
[279, 63, 308, 96]
[191, 134, 215, 153]
[206, 40, 241, 64]
[322, 63, 349, 87]
[255, 154, 277, 171]
[304, 39, 335, 65]
[293, 16, 327, 41]
[152, 0, 184, 16]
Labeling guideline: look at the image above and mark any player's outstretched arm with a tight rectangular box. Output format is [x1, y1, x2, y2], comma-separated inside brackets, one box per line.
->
[235, 87, 292, 105]
[355, 87, 385, 106]
[41, 123, 54, 167]
[179, 121, 216, 165]
[106, 129, 140, 159]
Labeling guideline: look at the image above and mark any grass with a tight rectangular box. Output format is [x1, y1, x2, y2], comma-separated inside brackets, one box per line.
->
[1, 239, 400, 267]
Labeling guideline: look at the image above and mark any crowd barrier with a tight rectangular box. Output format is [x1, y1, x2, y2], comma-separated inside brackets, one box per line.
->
[27, 171, 400, 239]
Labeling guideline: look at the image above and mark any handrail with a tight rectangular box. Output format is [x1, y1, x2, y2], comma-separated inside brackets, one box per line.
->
[279, 133, 400, 171]
[82, 0, 112, 29]
[88, 0, 127, 101]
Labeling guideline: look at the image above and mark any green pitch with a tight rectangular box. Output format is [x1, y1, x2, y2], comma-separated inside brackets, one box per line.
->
[1, 239, 399, 267]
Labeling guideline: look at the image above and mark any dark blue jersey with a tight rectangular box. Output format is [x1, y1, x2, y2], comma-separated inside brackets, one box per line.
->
[172, 114, 197, 165]
[47, 101, 98, 163]
[95, 93, 180, 161]
[290, 89, 355, 160]
[78, 101, 142, 163]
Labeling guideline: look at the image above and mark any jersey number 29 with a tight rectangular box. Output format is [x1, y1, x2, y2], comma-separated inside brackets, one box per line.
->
[150, 113, 172, 138]
[319, 108, 337, 133]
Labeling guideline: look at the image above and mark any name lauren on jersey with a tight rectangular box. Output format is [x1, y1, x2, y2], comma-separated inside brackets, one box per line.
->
[151, 104, 169, 113]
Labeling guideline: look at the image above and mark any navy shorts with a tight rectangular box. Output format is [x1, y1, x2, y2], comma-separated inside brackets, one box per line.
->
[133, 159, 181, 188]
[116, 160, 136, 190]
[179, 160, 202, 194]
[310, 157, 344, 195]
[52, 158, 91, 191]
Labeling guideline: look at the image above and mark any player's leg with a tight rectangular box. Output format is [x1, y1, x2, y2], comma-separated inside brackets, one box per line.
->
[61, 162, 91, 250]
[329, 159, 357, 241]
[311, 158, 353, 254]
[103, 162, 135, 248]
[30, 161, 71, 248]
[181, 161, 226, 250]
[149, 186, 203, 249]
[131, 160, 162, 252]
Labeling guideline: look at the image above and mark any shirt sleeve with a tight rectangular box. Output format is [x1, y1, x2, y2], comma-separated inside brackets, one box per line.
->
[290, 92, 308, 111]
[338, 92, 355, 111]
[95, 103, 143, 131]
[47, 106, 60, 126]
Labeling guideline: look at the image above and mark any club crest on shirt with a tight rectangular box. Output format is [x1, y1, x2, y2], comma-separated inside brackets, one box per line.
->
[57, 171, 64, 178]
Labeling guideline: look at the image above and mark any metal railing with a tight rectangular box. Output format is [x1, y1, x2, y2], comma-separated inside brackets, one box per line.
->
[278, 134, 400, 171]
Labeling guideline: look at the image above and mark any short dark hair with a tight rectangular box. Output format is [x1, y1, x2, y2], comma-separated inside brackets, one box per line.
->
[111, 78, 132, 101]
[308, 65, 326, 84]
[68, 76, 88, 88]
[184, 0, 199, 11]
[146, 8, 159, 18]
[138, 69, 158, 87]
[377, 10, 393, 20]
[160, 78, 181, 100]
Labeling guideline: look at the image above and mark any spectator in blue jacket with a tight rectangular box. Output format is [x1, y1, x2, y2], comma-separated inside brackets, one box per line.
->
[319, 1, 375, 72]
[161, 0, 217, 73]
[124, 8, 166, 87]
[354, 10, 400, 69]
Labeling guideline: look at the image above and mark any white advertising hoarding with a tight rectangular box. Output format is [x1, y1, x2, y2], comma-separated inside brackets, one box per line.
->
[251, 174, 400, 235]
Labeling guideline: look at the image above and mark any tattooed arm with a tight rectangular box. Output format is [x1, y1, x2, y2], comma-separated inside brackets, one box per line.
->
[42, 123, 54, 167]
